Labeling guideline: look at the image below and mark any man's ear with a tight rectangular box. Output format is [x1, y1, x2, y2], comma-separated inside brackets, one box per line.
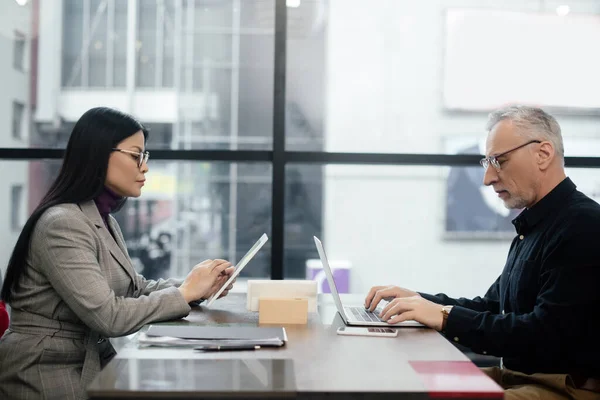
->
[537, 141, 554, 170]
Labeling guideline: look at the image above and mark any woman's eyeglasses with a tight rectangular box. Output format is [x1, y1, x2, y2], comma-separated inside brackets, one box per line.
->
[112, 148, 150, 168]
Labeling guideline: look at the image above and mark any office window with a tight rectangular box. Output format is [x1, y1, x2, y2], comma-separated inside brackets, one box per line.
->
[11, 185, 24, 231]
[62, 0, 84, 86]
[13, 31, 26, 71]
[88, 0, 108, 87]
[12, 102, 25, 140]
[62, 0, 127, 87]
[113, 0, 128, 87]
[136, 0, 158, 87]
[283, 163, 600, 298]
[118, 161, 273, 280]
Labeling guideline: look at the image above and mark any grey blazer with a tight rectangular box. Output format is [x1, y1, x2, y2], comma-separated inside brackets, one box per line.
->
[0, 201, 191, 400]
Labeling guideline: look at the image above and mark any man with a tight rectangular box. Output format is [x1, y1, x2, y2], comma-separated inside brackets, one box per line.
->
[365, 106, 600, 400]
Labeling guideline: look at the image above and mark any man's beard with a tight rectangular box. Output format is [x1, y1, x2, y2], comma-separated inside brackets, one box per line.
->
[503, 194, 528, 210]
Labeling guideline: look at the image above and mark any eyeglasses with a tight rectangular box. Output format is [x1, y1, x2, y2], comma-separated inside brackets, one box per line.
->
[112, 148, 150, 168]
[479, 140, 541, 172]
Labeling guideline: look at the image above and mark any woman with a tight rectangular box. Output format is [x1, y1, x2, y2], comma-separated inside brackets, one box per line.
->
[0, 107, 235, 400]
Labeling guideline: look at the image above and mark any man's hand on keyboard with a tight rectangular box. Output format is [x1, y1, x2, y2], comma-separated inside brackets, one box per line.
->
[379, 295, 443, 331]
[364, 285, 421, 312]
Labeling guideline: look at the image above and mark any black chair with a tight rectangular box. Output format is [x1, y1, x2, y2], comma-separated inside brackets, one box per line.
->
[453, 342, 501, 368]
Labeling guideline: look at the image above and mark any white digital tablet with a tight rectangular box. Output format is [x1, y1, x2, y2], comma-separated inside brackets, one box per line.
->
[205, 233, 269, 307]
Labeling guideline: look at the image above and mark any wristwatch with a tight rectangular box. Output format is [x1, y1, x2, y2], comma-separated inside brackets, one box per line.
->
[441, 305, 453, 332]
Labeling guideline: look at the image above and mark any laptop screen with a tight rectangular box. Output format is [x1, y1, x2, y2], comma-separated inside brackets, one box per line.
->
[313, 236, 347, 317]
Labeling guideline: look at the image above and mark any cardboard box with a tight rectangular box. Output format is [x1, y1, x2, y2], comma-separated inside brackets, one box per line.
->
[247, 280, 317, 312]
[258, 297, 309, 325]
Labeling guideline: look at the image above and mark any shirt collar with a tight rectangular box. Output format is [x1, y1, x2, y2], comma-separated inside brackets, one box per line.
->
[94, 186, 123, 217]
[511, 177, 576, 235]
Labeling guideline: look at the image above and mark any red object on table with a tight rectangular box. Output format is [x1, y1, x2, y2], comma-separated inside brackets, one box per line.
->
[409, 360, 504, 398]
[0, 301, 9, 337]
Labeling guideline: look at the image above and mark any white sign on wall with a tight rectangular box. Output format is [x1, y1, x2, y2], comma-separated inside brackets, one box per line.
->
[443, 9, 600, 112]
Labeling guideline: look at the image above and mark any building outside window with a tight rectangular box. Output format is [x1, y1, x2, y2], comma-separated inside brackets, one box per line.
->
[12, 102, 25, 140]
[13, 31, 26, 71]
[11, 185, 24, 231]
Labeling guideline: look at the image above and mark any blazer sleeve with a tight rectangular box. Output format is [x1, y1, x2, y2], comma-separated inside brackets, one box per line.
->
[418, 276, 501, 314]
[31, 210, 191, 338]
[133, 275, 204, 306]
[136, 274, 183, 295]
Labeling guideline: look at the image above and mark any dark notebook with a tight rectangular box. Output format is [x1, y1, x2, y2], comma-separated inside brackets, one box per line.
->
[146, 325, 287, 343]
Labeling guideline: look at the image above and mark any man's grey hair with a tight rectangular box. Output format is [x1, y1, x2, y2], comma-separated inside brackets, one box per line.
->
[486, 105, 564, 160]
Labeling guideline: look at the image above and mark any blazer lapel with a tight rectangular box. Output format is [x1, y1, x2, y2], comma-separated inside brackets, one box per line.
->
[79, 201, 137, 285]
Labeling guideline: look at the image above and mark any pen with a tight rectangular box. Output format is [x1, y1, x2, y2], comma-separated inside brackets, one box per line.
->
[194, 345, 261, 352]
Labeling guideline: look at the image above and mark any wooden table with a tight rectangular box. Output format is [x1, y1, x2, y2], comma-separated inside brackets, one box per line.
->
[87, 293, 503, 399]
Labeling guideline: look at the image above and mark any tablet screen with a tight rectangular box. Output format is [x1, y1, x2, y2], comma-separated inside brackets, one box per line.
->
[205, 233, 269, 306]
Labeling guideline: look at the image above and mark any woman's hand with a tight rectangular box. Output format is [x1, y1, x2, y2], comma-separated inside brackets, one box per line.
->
[178, 259, 233, 303]
[211, 265, 237, 300]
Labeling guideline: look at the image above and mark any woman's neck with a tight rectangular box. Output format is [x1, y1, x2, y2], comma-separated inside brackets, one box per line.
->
[94, 186, 123, 217]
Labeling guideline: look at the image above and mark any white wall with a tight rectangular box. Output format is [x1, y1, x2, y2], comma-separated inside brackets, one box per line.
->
[0, 0, 32, 277]
[35, 0, 62, 124]
[324, 0, 600, 298]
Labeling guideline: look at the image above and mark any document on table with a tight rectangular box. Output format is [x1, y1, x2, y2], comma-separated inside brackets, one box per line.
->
[138, 325, 287, 348]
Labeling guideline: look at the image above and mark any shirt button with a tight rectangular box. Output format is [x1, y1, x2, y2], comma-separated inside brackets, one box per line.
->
[519, 235, 524, 240]
[454, 337, 459, 342]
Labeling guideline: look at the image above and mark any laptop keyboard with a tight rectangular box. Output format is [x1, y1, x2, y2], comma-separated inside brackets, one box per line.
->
[348, 306, 386, 323]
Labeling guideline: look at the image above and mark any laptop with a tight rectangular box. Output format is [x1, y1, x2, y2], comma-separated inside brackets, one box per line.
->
[313, 236, 424, 327]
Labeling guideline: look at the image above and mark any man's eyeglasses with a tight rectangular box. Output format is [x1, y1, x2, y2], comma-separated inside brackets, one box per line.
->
[479, 140, 541, 172]
[112, 148, 150, 168]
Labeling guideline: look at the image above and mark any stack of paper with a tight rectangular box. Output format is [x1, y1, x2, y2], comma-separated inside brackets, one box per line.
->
[139, 325, 287, 349]
[138, 333, 284, 348]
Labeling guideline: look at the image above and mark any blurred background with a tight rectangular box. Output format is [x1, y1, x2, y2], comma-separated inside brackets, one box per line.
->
[1, 0, 600, 300]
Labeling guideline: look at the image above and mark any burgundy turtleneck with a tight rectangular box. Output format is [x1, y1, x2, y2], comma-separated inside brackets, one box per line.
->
[93, 187, 122, 230]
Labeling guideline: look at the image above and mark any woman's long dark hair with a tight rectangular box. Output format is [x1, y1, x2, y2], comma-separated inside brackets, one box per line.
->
[1, 107, 148, 303]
